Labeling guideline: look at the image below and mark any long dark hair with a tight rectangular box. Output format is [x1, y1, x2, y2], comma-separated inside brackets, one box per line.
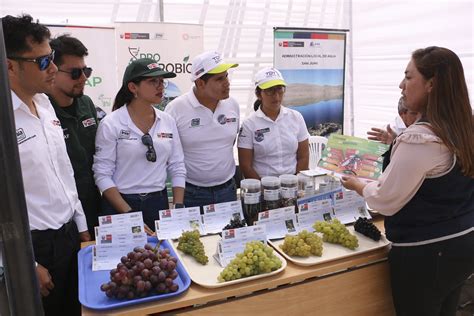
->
[412, 46, 474, 176]
[253, 87, 262, 111]
[112, 77, 144, 111]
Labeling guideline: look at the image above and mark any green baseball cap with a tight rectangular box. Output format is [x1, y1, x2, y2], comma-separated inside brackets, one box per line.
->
[122, 58, 176, 85]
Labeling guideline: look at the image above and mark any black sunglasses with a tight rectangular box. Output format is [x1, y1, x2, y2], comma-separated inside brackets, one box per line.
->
[8, 50, 55, 71]
[58, 67, 93, 80]
[141, 133, 156, 162]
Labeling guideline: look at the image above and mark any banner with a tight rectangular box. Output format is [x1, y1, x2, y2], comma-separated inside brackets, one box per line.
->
[115, 22, 203, 109]
[274, 28, 347, 137]
[49, 25, 117, 112]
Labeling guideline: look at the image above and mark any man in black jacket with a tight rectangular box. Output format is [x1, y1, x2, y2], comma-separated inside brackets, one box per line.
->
[48, 34, 101, 236]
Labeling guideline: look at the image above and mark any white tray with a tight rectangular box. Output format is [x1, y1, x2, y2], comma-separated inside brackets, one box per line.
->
[268, 226, 390, 267]
[170, 234, 287, 288]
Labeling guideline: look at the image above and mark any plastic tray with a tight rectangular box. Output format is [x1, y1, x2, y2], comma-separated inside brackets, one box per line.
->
[170, 234, 287, 288]
[78, 238, 191, 310]
[268, 226, 390, 266]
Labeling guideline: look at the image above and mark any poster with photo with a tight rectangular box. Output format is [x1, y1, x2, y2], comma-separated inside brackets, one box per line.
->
[274, 28, 347, 137]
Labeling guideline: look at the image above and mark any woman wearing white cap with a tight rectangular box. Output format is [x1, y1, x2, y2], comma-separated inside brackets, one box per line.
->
[238, 67, 309, 179]
[93, 58, 186, 232]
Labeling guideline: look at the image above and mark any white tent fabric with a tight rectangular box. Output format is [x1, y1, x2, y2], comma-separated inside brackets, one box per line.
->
[1, 0, 472, 137]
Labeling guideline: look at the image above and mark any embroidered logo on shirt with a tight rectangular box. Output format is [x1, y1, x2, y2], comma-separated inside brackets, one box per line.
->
[157, 132, 173, 139]
[52, 119, 61, 127]
[82, 117, 97, 128]
[190, 118, 200, 127]
[16, 128, 36, 144]
[16, 128, 26, 142]
[217, 114, 237, 125]
[62, 128, 70, 140]
[119, 129, 130, 139]
[254, 127, 270, 142]
[238, 127, 244, 137]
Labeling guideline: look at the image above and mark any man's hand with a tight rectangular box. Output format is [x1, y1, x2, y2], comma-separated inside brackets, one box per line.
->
[36, 264, 54, 297]
[367, 125, 395, 145]
[79, 231, 91, 242]
[144, 224, 155, 236]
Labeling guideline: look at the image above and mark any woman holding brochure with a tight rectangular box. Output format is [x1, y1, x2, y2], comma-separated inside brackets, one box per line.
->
[93, 58, 186, 232]
[341, 47, 474, 316]
[238, 67, 309, 179]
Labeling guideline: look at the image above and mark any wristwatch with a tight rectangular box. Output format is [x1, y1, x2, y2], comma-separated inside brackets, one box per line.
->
[174, 203, 185, 209]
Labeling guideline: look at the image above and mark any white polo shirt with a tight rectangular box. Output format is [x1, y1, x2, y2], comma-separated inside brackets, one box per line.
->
[238, 106, 309, 177]
[93, 105, 186, 194]
[12, 91, 88, 232]
[164, 89, 240, 187]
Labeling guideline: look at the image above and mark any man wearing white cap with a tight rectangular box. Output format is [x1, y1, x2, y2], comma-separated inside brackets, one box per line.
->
[165, 51, 239, 208]
[238, 67, 309, 179]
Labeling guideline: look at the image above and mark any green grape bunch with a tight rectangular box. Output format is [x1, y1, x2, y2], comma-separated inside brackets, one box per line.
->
[177, 230, 209, 265]
[217, 241, 282, 282]
[313, 219, 359, 250]
[279, 230, 323, 257]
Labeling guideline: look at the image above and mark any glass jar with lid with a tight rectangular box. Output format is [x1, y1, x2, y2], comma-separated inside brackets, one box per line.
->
[261, 176, 281, 211]
[279, 174, 298, 207]
[240, 179, 261, 225]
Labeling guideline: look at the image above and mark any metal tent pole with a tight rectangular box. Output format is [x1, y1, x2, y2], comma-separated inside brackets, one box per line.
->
[0, 19, 44, 316]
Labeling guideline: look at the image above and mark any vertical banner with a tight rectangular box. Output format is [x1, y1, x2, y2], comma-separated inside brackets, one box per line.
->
[274, 28, 347, 137]
[115, 23, 203, 109]
[49, 25, 117, 113]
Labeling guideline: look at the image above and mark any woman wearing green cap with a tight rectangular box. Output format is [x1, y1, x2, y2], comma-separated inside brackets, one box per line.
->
[93, 58, 186, 232]
[238, 67, 309, 179]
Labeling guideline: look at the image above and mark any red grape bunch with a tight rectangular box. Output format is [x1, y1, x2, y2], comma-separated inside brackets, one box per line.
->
[100, 243, 179, 300]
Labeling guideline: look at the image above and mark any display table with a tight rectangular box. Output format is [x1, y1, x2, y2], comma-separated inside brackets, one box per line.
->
[82, 218, 395, 316]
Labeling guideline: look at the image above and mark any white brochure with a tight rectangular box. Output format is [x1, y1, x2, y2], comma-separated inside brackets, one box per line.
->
[297, 207, 334, 232]
[155, 207, 203, 239]
[298, 198, 332, 212]
[202, 200, 245, 234]
[92, 243, 139, 271]
[333, 191, 371, 224]
[98, 212, 145, 232]
[255, 206, 298, 239]
[92, 212, 147, 271]
[214, 225, 267, 267]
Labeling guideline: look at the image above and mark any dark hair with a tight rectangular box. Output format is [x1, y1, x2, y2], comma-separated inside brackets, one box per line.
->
[112, 77, 144, 111]
[50, 34, 88, 66]
[253, 87, 262, 111]
[412, 46, 474, 176]
[2, 14, 51, 57]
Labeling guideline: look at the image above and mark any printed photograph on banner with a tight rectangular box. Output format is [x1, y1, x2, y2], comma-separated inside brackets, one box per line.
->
[274, 29, 346, 137]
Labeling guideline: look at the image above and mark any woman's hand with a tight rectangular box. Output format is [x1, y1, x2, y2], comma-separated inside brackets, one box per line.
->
[340, 175, 366, 196]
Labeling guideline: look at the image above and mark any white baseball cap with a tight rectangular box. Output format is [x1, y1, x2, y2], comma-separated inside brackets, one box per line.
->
[190, 51, 238, 81]
[254, 67, 286, 89]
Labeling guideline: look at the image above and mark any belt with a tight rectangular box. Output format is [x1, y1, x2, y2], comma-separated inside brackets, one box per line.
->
[122, 188, 167, 197]
[31, 219, 76, 239]
[186, 178, 234, 191]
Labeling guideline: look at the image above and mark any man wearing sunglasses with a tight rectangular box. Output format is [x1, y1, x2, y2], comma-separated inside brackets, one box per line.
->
[3, 14, 90, 316]
[48, 35, 101, 238]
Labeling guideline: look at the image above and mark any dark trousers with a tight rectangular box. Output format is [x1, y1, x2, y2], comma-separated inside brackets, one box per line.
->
[184, 178, 237, 210]
[388, 231, 474, 316]
[101, 188, 169, 231]
[31, 221, 81, 316]
[80, 192, 101, 238]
